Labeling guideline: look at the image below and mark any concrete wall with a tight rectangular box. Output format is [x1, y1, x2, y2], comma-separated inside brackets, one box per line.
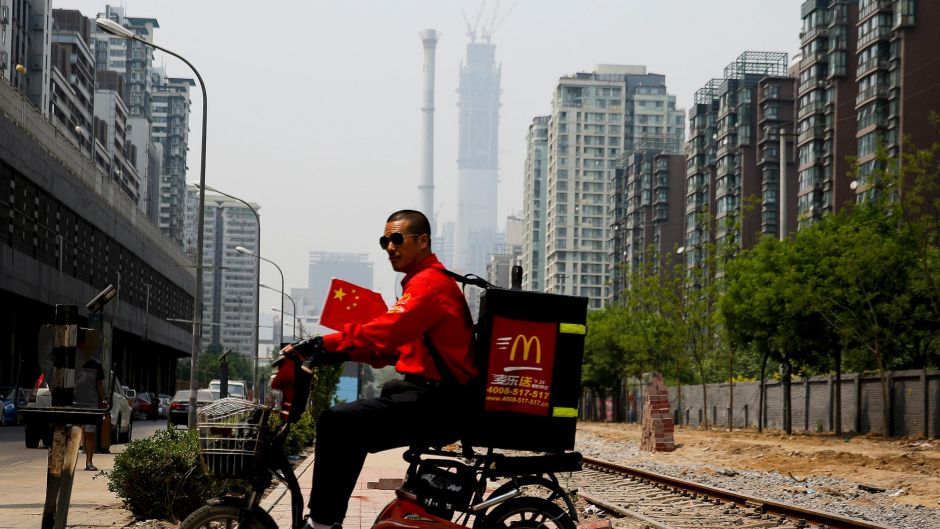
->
[581, 370, 939, 438]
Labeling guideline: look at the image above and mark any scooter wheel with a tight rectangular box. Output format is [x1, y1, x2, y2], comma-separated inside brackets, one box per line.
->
[477, 497, 576, 529]
[178, 504, 278, 529]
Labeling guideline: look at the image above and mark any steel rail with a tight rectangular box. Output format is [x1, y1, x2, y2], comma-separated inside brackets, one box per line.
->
[581, 456, 888, 529]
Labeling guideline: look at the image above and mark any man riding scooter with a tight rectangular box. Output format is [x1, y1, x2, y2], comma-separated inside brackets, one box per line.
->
[284, 209, 477, 529]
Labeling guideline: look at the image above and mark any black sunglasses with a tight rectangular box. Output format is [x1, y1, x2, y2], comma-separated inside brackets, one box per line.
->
[379, 232, 423, 250]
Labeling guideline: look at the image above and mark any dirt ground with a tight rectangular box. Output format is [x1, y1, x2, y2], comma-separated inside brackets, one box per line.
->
[578, 422, 940, 508]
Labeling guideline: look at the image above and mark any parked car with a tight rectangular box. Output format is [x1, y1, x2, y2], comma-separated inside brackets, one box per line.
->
[134, 392, 159, 420]
[1, 385, 28, 427]
[208, 379, 247, 400]
[24, 373, 134, 448]
[167, 389, 216, 427]
[122, 386, 137, 410]
[157, 394, 171, 418]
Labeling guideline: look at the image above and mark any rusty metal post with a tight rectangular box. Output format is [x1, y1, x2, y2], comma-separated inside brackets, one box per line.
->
[42, 425, 82, 529]
[40, 305, 80, 529]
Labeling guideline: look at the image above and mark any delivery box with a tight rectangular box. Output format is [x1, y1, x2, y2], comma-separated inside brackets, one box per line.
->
[467, 288, 588, 452]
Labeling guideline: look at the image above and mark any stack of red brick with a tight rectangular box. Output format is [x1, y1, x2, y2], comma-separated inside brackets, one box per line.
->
[640, 373, 675, 452]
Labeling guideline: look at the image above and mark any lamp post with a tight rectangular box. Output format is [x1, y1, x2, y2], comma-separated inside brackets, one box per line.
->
[197, 184, 261, 403]
[236, 246, 285, 345]
[271, 308, 304, 340]
[97, 17, 209, 428]
[262, 284, 297, 340]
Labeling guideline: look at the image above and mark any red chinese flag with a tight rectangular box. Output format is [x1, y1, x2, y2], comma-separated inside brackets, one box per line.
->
[319, 278, 387, 331]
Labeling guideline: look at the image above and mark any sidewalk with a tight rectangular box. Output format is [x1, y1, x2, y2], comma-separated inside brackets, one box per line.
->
[261, 448, 409, 529]
[0, 442, 409, 529]
[0, 447, 134, 529]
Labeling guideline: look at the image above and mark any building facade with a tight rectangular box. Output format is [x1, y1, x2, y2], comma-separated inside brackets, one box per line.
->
[49, 9, 94, 155]
[94, 69, 142, 204]
[521, 115, 549, 292]
[183, 187, 260, 358]
[151, 69, 194, 246]
[542, 65, 684, 308]
[797, 0, 940, 223]
[683, 53, 794, 269]
[610, 150, 686, 300]
[0, 0, 51, 115]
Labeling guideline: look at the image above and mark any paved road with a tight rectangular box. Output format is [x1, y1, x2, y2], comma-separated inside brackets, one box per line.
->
[0, 418, 167, 528]
[0, 418, 166, 465]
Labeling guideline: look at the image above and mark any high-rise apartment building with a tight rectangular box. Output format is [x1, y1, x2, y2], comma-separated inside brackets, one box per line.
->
[455, 39, 500, 279]
[609, 150, 686, 300]
[521, 116, 549, 291]
[183, 186, 260, 357]
[683, 53, 794, 267]
[542, 65, 684, 308]
[49, 9, 94, 155]
[90, 6, 157, 119]
[797, 0, 859, 225]
[797, 0, 940, 224]
[94, 69, 142, 204]
[0, 0, 51, 115]
[151, 69, 194, 246]
[90, 7, 193, 243]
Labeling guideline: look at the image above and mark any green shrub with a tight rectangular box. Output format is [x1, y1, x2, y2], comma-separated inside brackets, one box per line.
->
[104, 427, 225, 521]
[269, 409, 316, 456]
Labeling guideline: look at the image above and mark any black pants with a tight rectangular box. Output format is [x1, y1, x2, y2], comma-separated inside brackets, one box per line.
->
[308, 379, 471, 525]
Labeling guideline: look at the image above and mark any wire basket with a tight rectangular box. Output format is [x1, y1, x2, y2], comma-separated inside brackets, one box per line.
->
[197, 397, 270, 478]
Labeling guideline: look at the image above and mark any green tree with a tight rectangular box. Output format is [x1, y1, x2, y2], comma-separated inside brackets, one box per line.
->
[801, 201, 921, 437]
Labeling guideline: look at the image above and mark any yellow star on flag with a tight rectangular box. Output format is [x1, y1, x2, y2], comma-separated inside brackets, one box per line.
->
[333, 287, 347, 301]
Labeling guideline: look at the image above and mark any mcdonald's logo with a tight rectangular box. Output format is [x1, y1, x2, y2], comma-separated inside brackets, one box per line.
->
[509, 335, 541, 364]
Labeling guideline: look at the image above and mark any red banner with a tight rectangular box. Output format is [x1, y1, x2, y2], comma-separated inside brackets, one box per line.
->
[484, 316, 556, 416]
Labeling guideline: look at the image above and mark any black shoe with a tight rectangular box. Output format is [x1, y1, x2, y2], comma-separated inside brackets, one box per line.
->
[303, 518, 341, 529]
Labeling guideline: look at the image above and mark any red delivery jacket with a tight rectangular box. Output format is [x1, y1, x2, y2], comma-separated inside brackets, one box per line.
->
[321, 254, 477, 384]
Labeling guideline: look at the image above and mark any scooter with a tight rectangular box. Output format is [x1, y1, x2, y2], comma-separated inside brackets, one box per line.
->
[178, 343, 582, 529]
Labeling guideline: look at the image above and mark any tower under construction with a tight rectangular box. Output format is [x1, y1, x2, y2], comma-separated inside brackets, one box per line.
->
[454, 37, 500, 278]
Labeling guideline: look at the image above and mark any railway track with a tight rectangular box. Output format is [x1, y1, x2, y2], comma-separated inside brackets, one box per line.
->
[570, 456, 889, 529]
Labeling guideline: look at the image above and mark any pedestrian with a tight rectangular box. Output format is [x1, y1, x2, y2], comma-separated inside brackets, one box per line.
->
[74, 328, 107, 471]
[283, 209, 478, 529]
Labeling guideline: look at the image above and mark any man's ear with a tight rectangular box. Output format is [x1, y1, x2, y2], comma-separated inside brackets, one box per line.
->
[419, 233, 431, 250]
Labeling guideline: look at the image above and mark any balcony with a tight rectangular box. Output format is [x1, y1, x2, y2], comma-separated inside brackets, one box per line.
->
[800, 26, 829, 43]
[799, 78, 828, 96]
[859, 0, 892, 22]
[759, 151, 780, 165]
[798, 126, 825, 144]
[798, 100, 826, 118]
[799, 51, 828, 70]
[858, 26, 892, 48]
[856, 59, 890, 80]
[856, 84, 890, 106]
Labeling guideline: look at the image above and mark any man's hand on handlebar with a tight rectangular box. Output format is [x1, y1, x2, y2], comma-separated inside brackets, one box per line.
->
[281, 336, 349, 373]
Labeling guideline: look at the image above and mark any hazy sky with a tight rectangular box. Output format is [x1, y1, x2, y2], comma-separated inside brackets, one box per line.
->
[61, 0, 802, 316]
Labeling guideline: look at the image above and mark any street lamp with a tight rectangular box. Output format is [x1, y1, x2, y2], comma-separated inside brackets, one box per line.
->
[98, 16, 209, 429]
[197, 183, 261, 403]
[270, 307, 304, 341]
[262, 285, 297, 340]
[236, 246, 285, 346]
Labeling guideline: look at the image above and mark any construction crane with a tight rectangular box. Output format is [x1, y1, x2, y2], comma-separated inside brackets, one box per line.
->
[480, 0, 518, 43]
[463, 0, 518, 44]
[461, 0, 487, 43]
